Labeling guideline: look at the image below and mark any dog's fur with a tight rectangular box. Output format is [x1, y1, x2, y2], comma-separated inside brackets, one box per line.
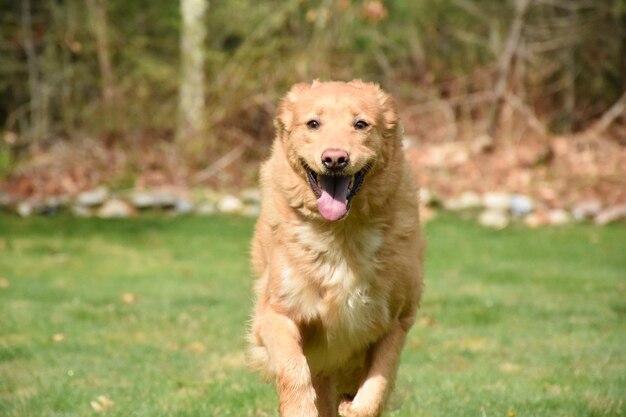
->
[248, 80, 423, 417]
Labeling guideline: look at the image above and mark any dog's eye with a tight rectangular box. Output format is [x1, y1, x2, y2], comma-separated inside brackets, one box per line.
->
[306, 120, 320, 130]
[354, 120, 369, 130]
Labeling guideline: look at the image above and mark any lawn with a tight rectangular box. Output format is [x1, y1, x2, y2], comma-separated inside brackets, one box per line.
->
[0, 214, 624, 417]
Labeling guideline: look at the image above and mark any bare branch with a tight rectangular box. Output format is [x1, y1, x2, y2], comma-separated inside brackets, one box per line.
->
[504, 92, 547, 135]
[486, 0, 533, 138]
[192, 144, 246, 184]
[86, 0, 115, 103]
[584, 90, 626, 137]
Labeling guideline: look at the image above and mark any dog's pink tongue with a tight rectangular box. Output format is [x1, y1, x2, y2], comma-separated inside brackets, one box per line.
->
[317, 175, 350, 221]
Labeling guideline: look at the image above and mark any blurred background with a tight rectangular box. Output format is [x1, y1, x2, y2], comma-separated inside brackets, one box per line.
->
[1, 3, 625, 415]
[0, 0, 625, 221]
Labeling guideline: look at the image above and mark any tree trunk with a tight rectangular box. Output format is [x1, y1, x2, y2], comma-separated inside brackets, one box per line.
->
[86, 0, 117, 132]
[177, 0, 208, 148]
[485, 0, 532, 141]
[20, 0, 47, 141]
[86, 0, 115, 104]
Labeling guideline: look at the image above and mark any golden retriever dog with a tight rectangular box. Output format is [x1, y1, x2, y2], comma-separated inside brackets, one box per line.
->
[248, 80, 423, 417]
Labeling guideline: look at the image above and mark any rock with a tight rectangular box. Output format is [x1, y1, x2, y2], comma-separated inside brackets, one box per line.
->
[478, 209, 509, 229]
[572, 200, 602, 221]
[76, 186, 109, 207]
[548, 209, 571, 226]
[174, 198, 194, 215]
[16, 201, 34, 217]
[71, 204, 92, 217]
[217, 195, 243, 214]
[444, 191, 482, 211]
[594, 203, 626, 225]
[509, 194, 534, 217]
[0, 191, 12, 209]
[242, 204, 260, 217]
[97, 199, 134, 218]
[241, 188, 261, 204]
[195, 201, 217, 216]
[483, 192, 510, 211]
[130, 191, 177, 209]
[40, 196, 68, 215]
[524, 212, 549, 228]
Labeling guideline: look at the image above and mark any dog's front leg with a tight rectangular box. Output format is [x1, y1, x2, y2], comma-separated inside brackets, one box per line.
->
[257, 309, 317, 417]
[341, 320, 410, 417]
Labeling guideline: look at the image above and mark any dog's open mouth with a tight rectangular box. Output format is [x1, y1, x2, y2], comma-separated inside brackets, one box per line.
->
[303, 163, 369, 221]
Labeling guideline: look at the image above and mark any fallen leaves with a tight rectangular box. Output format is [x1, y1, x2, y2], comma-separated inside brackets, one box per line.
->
[120, 292, 138, 304]
[90, 395, 114, 413]
[51, 333, 65, 342]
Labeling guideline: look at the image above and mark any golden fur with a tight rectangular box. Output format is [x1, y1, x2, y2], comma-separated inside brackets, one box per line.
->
[248, 80, 424, 417]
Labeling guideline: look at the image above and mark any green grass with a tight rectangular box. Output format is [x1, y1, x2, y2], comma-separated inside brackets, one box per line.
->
[0, 215, 624, 417]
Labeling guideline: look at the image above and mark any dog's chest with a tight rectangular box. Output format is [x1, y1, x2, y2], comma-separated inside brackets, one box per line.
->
[281, 223, 391, 350]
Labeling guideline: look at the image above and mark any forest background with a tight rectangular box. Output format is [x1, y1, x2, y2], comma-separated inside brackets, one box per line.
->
[1, 0, 625, 211]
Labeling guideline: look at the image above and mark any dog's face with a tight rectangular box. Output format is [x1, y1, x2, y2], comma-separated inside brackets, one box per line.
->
[276, 80, 399, 221]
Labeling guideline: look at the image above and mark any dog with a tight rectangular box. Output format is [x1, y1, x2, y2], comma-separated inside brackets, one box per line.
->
[248, 80, 423, 417]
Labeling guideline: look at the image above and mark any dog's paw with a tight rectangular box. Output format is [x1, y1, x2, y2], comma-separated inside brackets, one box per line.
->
[338, 398, 352, 417]
[338, 400, 381, 417]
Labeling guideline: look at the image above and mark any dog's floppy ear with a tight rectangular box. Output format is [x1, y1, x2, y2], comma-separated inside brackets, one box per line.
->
[374, 86, 399, 131]
[350, 81, 399, 131]
[275, 82, 311, 134]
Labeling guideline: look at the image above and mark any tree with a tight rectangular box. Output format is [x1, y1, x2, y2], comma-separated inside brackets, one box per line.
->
[86, 0, 116, 129]
[177, 0, 208, 149]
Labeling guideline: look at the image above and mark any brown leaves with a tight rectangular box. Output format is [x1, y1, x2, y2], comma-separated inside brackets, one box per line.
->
[51, 333, 65, 342]
[120, 292, 138, 304]
[90, 395, 114, 413]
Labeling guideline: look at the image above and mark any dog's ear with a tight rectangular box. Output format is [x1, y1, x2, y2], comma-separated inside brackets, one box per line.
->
[350, 81, 399, 131]
[275, 82, 311, 134]
[374, 85, 399, 131]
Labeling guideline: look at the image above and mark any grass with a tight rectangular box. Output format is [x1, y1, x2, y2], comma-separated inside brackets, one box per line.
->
[0, 214, 624, 417]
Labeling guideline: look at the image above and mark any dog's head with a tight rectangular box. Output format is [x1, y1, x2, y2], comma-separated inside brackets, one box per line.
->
[275, 80, 400, 222]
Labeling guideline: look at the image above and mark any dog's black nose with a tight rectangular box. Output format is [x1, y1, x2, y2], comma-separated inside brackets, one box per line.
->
[321, 149, 349, 171]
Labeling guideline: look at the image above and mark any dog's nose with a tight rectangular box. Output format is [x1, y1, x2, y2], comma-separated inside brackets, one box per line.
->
[321, 149, 350, 171]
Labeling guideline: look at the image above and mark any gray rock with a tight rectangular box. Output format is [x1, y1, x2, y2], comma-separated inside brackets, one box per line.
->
[478, 209, 509, 229]
[71, 204, 92, 217]
[97, 198, 134, 218]
[510, 194, 534, 217]
[483, 192, 510, 211]
[195, 201, 217, 216]
[240, 188, 261, 204]
[594, 203, 626, 225]
[444, 191, 482, 211]
[130, 192, 177, 209]
[174, 198, 194, 215]
[572, 200, 602, 221]
[40, 196, 69, 215]
[217, 195, 243, 214]
[76, 186, 109, 207]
